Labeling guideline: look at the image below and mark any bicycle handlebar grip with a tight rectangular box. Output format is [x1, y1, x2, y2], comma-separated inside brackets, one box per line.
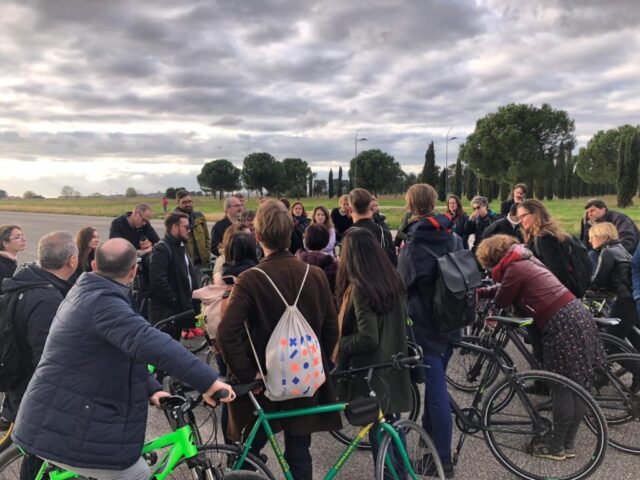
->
[211, 389, 230, 401]
[166, 309, 195, 323]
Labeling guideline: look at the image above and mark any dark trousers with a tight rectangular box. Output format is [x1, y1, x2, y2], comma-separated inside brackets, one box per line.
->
[610, 297, 640, 352]
[550, 383, 587, 451]
[422, 345, 453, 464]
[250, 430, 312, 480]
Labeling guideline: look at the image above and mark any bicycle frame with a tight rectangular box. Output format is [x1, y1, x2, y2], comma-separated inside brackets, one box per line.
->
[233, 393, 417, 480]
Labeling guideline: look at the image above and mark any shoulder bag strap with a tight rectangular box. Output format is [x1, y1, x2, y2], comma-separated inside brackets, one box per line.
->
[252, 267, 291, 307]
[413, 242, 440, 259]
[244, 321, 267, 382]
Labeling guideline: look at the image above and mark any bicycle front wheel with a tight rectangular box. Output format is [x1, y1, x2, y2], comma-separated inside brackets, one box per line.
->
[482, 370, 607, 480]
[329, 380, 421, 450]
[375, 419, 445, 480]
[589, 353, 640, 454]
[171, 443, 275, 480]
[599, 332, 638, 356]
[155, 316, 209, 354]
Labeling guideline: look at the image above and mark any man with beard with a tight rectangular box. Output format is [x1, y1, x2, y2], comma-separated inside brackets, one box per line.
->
[175, 190, 210, 280]
[148, 212, 197, 338]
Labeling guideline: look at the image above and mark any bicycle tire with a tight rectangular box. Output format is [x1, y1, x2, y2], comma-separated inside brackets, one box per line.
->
[155, 316, 209, 354]
[0, 445, 92, 480]
[172, 443, 275, 480]
[588, 353, 640, 455]
[329, 380, 421, 450]
[375, 419, 445, 480]
[599, 332, 638, 356]
[446, 335, 513, 393]
[482, 370, 607, 480]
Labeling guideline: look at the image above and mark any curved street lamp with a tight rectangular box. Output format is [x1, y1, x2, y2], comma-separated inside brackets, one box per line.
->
[354, 128, 368, 188]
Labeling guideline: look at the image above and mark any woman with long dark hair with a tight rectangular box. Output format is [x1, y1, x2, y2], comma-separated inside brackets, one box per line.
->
[76, 227, 99, 275]
[0, 225, 26, 285]
[309, 205, 336, 256]
[446, 194, 469, 248]
[334, 227, 412, 469]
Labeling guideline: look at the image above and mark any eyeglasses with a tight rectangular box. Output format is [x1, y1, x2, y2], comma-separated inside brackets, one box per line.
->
[517, 212, 531, 221]
[472, 206, 481, 210]
[10, 234, 26, 240]
[180, 200, 193, 205]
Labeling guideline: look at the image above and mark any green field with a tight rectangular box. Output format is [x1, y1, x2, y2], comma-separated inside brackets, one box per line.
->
[0, 195, 638, 234]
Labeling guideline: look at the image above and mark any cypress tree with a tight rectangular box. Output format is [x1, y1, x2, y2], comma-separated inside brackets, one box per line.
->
[465, 168, 477, 201]
[328, 169, 334, 198]
[438, 169, 447, 202]
[337, 167, 343, 196]
[420, 141, 438, 185]
[556, 150, 566, 199]
[453, 157, 463, 198]
[617, 131, 640, 208]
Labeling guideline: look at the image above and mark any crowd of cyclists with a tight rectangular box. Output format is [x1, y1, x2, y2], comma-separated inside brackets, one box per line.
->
[1, 181, 640, 479]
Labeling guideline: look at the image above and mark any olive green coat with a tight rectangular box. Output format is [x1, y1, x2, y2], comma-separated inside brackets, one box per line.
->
[176, 209, 210, 265]
[335, 288, 412, 415]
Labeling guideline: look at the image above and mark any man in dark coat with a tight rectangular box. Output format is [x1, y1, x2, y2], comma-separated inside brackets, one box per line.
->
[12, 238, 234, 480]
[109, 203, 160, 256]
[210, 197, 243, 256]
[580, 199, 639, 254]
[218, 200, 341, 480]
[149, 212, 197, 336]
[482, 203, 524, 243]
[500, 183, 528, 217]
[0, 232, 76, 468]
[347, 188, 396, 266]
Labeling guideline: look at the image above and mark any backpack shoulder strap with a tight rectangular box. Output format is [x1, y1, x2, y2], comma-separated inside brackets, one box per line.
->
[413, 241, 440, 259]
[252, 264, 310, 308]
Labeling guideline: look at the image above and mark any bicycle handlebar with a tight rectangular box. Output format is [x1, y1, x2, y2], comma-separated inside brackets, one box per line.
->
[161, 309, 195, 325]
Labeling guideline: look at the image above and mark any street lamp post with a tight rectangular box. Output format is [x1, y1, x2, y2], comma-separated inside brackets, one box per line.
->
[445, 127, 457, 195]
[354, 128, 368, 188]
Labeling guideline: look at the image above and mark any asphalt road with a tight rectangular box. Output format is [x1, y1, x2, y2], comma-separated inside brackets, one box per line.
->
[2, 211, 639, 479]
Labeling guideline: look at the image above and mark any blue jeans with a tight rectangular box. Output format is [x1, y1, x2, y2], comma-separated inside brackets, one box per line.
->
[422, 346, 453, 464]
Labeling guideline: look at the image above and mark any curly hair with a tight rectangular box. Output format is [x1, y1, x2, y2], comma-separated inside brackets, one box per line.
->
[475, 234, 519, 269]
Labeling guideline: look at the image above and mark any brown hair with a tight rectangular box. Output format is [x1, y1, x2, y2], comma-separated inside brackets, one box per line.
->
[517, 199, 566, 244]
[0, 225, 21, 251]
[406, 184, 437, 216]
[311, 205, 333, 229]
[221, 223, 250, 259]
[513, 183, 528, 195]
[446, 194, 465, 217]
[291, 201, 307, 218]
[76, 227, 97, 272]
[305, 223, 330, 251]
[255, 200, 293, 251]
[164, 211, 189, 231]
[589, 222, 618, 243]
[336, 228, 405, 314]
[475, 234, 519, 269]
[348, 188, 371, 215]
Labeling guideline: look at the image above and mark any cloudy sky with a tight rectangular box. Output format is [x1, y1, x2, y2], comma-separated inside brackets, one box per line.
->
[1, 0, 639, 197]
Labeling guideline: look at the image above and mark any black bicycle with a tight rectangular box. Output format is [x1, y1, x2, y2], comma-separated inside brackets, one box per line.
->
[154, 309, 209, 354]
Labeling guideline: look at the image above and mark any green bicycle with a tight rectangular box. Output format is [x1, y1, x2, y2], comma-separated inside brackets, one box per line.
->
[0, 389, 271, 480]
[226, 352, 446, 480]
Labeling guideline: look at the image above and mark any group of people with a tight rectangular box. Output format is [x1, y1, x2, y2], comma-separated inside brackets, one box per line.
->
[2, 182, 640, 479]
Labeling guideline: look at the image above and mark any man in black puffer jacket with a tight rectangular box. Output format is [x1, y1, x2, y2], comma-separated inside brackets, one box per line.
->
[580, 199, 640, 254]
[12, 238, 234, 480]
[0, 232, 76, 470]
[149, 212, 198, 338]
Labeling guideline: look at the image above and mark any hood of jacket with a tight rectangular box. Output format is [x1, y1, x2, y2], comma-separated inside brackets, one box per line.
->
[2, 263, 71, 296]
[405, 213, 456, 245]
[492, 244, 533, 282]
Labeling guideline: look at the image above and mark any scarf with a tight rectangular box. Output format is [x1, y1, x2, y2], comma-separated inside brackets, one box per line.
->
[491, 244, 528, 282]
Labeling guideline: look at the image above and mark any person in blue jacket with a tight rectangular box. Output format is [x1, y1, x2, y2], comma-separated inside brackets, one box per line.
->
[397, 183, 462, 479]
[12, 238, 235, 480]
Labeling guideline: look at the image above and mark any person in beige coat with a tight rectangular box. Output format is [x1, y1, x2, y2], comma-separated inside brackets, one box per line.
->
[218, 200, 341, 480]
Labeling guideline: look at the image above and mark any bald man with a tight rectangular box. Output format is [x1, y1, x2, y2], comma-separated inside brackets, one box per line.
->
[13, 238, 234, 480]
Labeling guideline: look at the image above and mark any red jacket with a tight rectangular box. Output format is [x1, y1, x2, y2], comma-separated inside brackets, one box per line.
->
[480, 245, 575, 330]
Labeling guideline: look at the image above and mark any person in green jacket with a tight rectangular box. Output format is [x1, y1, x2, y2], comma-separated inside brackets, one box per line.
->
[333, 227, 412, 469]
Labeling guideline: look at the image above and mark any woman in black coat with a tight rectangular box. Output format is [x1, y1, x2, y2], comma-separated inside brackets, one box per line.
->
[590, 222, 640, 354]
[0, 224, 26, 287]
[446, 195, 469, 248]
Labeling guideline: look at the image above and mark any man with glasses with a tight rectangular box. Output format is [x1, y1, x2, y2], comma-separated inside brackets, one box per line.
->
[109, 203, 160, 256]
[148, 212, 197, 338]
[211, 197, 243, 256]
[465, 195, 498, 253]
[174, 190, 210, 280]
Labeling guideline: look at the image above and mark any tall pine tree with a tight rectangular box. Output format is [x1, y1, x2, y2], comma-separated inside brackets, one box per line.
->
[420, 141, 438, 186]
[555, 149, 566, 199]
[617, 130, 640, 208]
[328, 169, 334, 198]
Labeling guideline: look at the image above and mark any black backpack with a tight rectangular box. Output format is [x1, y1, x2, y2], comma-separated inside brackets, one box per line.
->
[415, 244, 483, 334]
[534, 235, 591, 298]
[561, 235, 591, 298]
[0, 286, 38, 390]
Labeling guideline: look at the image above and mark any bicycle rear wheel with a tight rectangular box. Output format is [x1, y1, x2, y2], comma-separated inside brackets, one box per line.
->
[599, 332, 638, 356]
[375, 419, 445, 480]
[482, 370, 607, 480]
[0, 445, 91, 480]
[588, 353, 640, 454]
[329, 380, 421, 450]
